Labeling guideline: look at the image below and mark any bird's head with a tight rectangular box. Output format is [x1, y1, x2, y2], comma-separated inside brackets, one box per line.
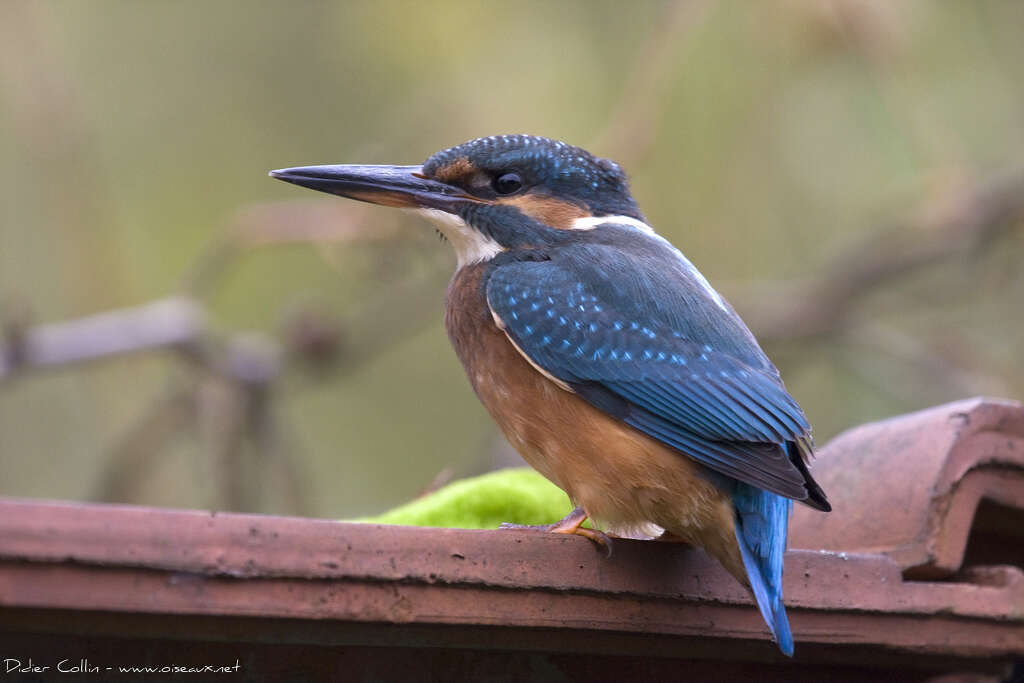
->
[270, 135, 646, 266]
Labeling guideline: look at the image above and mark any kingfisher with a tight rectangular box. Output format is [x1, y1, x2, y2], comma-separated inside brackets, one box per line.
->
[270, 134, 830, 655]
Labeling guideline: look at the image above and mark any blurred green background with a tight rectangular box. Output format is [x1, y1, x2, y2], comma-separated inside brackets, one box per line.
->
[1, 0, 1022, 518]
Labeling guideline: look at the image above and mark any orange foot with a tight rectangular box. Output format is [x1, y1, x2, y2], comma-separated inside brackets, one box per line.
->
[500, 506, 613, 557]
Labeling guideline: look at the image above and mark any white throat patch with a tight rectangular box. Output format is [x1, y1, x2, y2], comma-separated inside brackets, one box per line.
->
[415, 209, 505, 268]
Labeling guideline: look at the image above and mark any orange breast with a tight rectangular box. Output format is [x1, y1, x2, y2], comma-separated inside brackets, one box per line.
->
[444, 264, 741, 573]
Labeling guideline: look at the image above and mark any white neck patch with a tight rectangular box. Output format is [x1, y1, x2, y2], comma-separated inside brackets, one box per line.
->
[415, 209, 505, 268]
[572, 214, 728, 313]
[570, 214, 655, 235]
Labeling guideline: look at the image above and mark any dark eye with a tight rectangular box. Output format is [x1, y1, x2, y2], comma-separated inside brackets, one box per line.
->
[493, 172, 523, 195]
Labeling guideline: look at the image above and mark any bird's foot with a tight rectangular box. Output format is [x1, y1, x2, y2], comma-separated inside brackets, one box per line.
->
[499, 506, 613, 557]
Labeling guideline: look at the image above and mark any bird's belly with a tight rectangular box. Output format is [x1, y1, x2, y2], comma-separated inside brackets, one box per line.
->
[445, 265, 731, 537]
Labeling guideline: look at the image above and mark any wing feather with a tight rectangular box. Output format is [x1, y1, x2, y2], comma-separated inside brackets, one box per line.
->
[484, 239, 824, 505]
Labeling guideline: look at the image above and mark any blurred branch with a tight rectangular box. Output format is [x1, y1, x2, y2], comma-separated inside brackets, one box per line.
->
[94, 384, 195, 503]
[0, 185, 453, 512]
[0, 295, 297, 511]
[0, 298, 207, 381]
[744, 167, 1024, 343]
[0, 296, 285, 390]
[0, 192, 449, 511]
[181, 199, 409, 298]
[182, 198, 450, 377]
[590, 0, 716, 168]
[842, 321, 1015, 399]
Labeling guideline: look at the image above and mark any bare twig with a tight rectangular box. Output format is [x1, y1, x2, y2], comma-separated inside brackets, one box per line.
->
[743, 167, 1024, 342]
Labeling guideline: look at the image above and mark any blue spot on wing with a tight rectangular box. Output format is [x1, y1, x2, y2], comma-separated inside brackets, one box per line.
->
[485, 255, 812, 500]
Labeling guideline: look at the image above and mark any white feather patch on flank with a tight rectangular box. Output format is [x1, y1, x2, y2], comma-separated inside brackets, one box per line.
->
[415, 208, 505, 268]
[571, 215, 729, 313]
[571, 214, 655, 234]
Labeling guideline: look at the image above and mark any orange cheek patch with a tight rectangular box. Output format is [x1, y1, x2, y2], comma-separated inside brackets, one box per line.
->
[502, 195, 589, 229]
[433, 157, 477, 184]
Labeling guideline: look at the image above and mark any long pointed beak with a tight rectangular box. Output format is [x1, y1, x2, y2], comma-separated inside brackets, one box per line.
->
[268, 164, 469, 211]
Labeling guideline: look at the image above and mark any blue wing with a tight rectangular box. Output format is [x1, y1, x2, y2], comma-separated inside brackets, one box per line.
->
[485, 234, 823, 505]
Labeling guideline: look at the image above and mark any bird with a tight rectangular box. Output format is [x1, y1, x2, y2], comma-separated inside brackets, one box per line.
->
[270, 134, 830, 656]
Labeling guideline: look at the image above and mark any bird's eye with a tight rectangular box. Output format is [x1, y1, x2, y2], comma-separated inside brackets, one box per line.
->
[493, 172, 523, 195]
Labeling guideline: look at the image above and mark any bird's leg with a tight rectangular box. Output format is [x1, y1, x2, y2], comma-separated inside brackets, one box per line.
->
[500, 506, 613, 556]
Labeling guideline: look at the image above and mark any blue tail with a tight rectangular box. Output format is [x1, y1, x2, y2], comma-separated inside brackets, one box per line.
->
[732, 482, 794, 656]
